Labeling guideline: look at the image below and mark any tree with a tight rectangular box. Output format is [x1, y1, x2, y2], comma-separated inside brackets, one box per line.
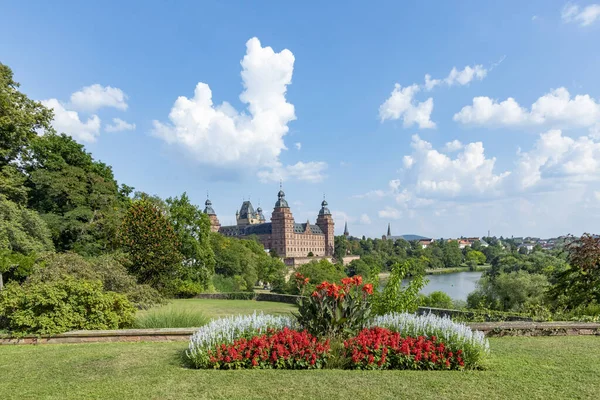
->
[0, 63, 54, 168]
[466, 250, 486, 266]
[24, 133, 127, 254]
[0, 194, 54, 289]
[443, 240, 463, 268]
[468, 271, 550, 312]
[166, 193, 216, 292]
[118, 200, 182, 293]
[334, 235, 348, 260]
[549, 234, 600, 310]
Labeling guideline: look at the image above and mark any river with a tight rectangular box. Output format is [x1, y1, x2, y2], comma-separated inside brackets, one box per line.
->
[379, 270, 483, 302]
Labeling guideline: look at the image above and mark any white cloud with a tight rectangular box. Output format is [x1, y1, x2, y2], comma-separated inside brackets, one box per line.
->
[425, 65, 487, 91]
[294, 142, 302, 150]
[402, 134, 510, 198]
[152, 37, 325, 182]
[378, 206, 402, 220]
[379, 84, 435, 128]
[70, 84, 128, 112]
[444, 139, 464, 152]
[562, 3, 600, 26]
[41, 99, 101, 142]
[359, 214, 372, 225]
[257, 161, 327, 183]
[515, 129, 600, 189]
[105, 118, 136, 132]
[454, 87, 600, 129]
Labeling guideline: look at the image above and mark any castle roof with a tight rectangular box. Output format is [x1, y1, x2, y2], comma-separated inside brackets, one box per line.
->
[204, 198, 216, 215]
[219, 222, 324, 236]
[275, 189, 289, 208]
[319, 199, 331, 215]
[239, 201, 256, 219]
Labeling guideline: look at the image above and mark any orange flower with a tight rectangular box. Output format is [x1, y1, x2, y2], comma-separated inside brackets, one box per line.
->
[353, 276, 363, 285]
[362, 283, 374, 295]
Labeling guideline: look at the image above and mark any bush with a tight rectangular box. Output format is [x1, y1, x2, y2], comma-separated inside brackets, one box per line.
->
[187, 312, 298, 368]
[205, 328, 330, 369]
[344, 327, 465, 370]
[134, 309, 208, 329]
[28, 252, 163, 310]
[369, 312, 489, 369]
[0, 277, 135, 335]
[419, 291, 454, 309]
[212, 274, 247, 293]
[294, 274, 373, 338]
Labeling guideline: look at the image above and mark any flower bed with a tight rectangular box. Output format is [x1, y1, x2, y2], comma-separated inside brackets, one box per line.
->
[187, 276, 489, 370]
[187, 312, 298, 368]
[369, 312, 489, 368]
[207, 327, 330, 369]
[344, 327, 465, 370]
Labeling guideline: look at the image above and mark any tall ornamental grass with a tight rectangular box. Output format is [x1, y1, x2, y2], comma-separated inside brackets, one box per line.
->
[134, 309, 208, 329]
[369, 312, 490, 369]
[187, 312, 298, 368]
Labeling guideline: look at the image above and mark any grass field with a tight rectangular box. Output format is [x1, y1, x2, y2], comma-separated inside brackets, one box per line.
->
[137, 298, 297, 321]
[1, 336, 599, 399]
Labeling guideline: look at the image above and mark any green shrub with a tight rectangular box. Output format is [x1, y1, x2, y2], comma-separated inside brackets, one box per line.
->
[0, 277, 135, 335]
[28, 252, 163, 310]
[212, 274, 247, 292]
[134, 309, 208, 329]
[372, 261, 427, 315]
[419, 291, 454, 309]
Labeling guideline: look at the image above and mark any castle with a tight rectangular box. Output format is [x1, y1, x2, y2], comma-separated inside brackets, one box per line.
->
[203, 188, 334, 259]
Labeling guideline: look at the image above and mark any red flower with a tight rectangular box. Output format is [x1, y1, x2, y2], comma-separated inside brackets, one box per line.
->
[362, 283, 374, 295]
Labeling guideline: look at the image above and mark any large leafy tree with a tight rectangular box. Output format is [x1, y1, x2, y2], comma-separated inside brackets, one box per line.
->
[118, 199, 182, 293]
[0, 63, 54, 168]
[166, 193, 215, 291]
[24, 133, 129, 254]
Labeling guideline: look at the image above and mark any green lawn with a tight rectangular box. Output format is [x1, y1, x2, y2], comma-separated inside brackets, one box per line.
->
[1, 337, 599, 399]
[138, 298, 297, 320]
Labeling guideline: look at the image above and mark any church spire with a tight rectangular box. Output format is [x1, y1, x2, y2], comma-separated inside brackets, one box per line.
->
[387, 223, 391, 237]
[344, 221, 349, 237]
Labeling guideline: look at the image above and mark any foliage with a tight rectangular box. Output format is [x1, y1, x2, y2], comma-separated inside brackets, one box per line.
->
[166, 193, 216, 292]
[344, 327, 466, 370]
[0, 63, 54, 167]
[0, 194, 54, 255]
[27, 252, 163, 310]
[549, 234, 600, 310]
[118, 200, 182, 293]
[0, 277, 135, 335]
[212, 274, 248, 292]
[465, 250, 486, 265]
[284, 259, 345, 294]
[134, 309, 208, 329]
[187, 312, 298, 368]
[0, 250, 37, 289]
[442, 240, 463, 268]
[468, 271, 550, 312]
[294, 275, 373, 338]
[371, 261, 427, 315]
[25, 133, 127, 255]
[419, 291, 454, 309]
[369, 312, 489, 369]
[202, 328, 330, 369]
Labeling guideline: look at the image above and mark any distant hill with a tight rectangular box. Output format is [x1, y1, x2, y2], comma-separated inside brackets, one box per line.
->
[399, 234, 429, 241]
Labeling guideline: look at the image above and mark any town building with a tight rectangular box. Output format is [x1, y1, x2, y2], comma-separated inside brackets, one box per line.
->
[203, 188, 334, 259]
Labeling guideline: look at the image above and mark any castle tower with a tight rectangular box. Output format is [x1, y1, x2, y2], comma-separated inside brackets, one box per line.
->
[203, 197, 221, 232]
[270, 187, 294, 257]
[316, 198, 334, 256]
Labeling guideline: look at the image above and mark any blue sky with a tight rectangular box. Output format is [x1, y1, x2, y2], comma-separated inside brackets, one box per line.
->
[3, 0, 600, 238]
